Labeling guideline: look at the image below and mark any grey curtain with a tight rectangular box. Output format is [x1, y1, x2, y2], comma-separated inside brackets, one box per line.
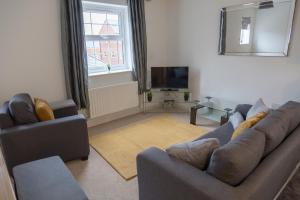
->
[128, 0, 147, 94]
[61, 0, 89, 109]
[218, 8, 227, 55]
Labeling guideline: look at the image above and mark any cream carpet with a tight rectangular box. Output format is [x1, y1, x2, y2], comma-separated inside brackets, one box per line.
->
[89, 114, 207, 180]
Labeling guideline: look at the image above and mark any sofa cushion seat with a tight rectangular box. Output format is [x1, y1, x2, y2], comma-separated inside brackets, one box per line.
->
[207, 129, 266, 186]
[13, 156, 88, 200]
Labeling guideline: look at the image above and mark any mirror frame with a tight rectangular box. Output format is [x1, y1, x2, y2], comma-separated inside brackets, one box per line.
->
[218, 0, 297, 57]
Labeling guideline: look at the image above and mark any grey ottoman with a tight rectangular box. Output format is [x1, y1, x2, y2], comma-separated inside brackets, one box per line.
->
[13, 156, 88, 200]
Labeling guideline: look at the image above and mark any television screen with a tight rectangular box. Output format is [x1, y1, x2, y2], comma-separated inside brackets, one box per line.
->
[151, 67, 189, 89]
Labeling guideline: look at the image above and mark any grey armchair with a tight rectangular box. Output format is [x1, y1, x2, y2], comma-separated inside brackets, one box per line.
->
[0, 99, 90, 174]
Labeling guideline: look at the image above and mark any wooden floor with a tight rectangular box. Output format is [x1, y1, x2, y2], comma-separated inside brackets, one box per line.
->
[0, 148, 16, 200]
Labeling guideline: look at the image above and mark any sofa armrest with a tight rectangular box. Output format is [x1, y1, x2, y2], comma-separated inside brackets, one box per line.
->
[0, 115, 90, 174]
[137, 147, 237, 200]
[50, 99, 78, 118]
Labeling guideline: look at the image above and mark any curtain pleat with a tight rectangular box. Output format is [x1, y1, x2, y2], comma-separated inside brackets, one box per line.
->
[61, 0, 89, 109]
[128, 0, 148, 94]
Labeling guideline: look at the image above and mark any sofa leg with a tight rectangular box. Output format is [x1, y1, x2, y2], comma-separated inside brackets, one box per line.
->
[81, 156, 89, 161]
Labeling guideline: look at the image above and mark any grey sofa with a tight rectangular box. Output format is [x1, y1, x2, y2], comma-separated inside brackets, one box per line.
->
[137, 102, 300, 200]
[0, 96, 90, 174]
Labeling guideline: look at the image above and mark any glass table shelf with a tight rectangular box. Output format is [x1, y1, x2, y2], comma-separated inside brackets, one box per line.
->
[144, 101, 199, 113]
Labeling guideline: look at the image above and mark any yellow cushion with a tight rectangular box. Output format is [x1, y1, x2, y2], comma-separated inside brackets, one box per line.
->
[34, 98, 55, 121]
[231, 112, 267, 140]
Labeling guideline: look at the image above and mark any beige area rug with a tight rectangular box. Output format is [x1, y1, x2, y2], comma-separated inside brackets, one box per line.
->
[89, 114, 208, 180]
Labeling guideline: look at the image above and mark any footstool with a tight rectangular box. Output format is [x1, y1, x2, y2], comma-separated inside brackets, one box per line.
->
[13, 156, 88, 200]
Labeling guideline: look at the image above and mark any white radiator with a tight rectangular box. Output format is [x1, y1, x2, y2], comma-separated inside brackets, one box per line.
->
[89, 81, 139, 118]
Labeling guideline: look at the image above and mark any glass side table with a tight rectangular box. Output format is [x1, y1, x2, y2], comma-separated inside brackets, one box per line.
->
[190, 97, 235, 125]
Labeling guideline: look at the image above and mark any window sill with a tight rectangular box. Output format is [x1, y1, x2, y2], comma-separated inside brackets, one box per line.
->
[88, 69, 132, 77]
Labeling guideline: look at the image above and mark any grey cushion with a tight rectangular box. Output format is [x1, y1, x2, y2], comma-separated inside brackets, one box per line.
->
[207, 129, 265, 186]
[13, 156, 88, 200]
[254, 110, 289, 156]
[234, 104, 252, 119]
[9, 93, 38, 125]
[166, 138, 220, 170]
[0, 101, 14, 129]
[277, 101, 300, 133]
[197, 122, 234, 146]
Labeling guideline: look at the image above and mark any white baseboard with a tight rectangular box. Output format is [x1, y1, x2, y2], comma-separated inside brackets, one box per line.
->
[87, 107, 142, 128]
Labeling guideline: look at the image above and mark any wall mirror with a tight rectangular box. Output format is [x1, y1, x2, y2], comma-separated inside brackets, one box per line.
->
[219, 0, 296, 56]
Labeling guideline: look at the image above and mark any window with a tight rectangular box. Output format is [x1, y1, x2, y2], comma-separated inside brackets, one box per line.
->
[82, 2, 132, 75]
[240, 17, 251, 45]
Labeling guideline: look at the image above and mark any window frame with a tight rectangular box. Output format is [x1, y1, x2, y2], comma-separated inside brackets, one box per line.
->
[82, 2, 131, 76]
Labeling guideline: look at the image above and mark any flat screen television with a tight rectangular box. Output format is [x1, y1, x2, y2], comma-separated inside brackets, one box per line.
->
[151, 67, 189, 89]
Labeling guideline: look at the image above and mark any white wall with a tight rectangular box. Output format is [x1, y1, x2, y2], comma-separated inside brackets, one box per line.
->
[145, 0, 169, 68]
[0, 0, 66, 105]
[145, 0, 185, 88]
[165, 0, 300, 106]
